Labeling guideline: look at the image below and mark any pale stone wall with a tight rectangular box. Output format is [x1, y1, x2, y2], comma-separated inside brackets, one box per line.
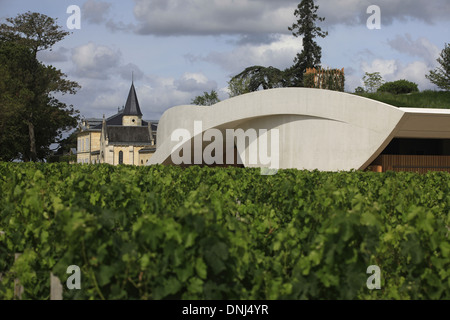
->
[90, 132, 101, 151]
[139, 153, 154, 166]
[113, 146, 134, 165]
[77, 133, 90, 164]
[122, 116, 142, 126]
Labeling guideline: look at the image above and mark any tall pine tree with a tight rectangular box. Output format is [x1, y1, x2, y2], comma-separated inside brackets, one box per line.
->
[287, 0, 328, 87]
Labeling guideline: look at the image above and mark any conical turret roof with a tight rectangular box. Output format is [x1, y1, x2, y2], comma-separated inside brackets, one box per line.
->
[123, 83, 143, 116]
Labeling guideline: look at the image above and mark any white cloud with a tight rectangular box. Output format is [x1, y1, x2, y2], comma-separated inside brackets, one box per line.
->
[361, 59, 398, 78]
[71, 42, 122, 79]
[357, 58, 437, 91]
[387, 34, 441, 67]
[199, 34, 302, 74]
[175, 72, 218, 92]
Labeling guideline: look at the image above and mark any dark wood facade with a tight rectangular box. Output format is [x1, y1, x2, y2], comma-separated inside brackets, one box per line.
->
[368, 154, 450, 174]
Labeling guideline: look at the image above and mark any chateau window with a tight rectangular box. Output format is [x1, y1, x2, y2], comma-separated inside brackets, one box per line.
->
[119, 151, 123, 164]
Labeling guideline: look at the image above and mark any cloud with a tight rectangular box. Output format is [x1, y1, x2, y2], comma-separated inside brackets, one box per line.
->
[319, 0, 450, 27]
[361, 59, 398, 78]
[192, 34, 302, 74]
[82, 0, 112, 24]
[130, 0, 450, 36]
[359, 58, 437, 91]
[71, 42, 122, 79]
[175, 72, 218, 93]
[133, 0, 296, 35]
[387, 34, 441, 67]
[37, 47, 70, 63]
[118, 63, 145, 81]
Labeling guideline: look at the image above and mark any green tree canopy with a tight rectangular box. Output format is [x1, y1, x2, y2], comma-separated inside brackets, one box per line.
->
[228, 66, 286, 94]
[363, 72, 384, 93]
[426, 43, 450, 91]
[228, 0, 328, 96]
[191, 90, 221, 106]
[0, 11, 69, 57]
[288, 0, 328, 86]
[0, 12, 80, 162]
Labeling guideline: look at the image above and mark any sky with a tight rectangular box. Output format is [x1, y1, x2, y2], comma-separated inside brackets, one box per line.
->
[1, 0, 449, 121]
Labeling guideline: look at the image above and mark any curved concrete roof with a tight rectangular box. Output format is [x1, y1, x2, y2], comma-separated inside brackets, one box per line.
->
[148, 88, 450, 171]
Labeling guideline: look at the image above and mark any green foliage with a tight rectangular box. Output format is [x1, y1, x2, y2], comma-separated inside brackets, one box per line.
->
[363, 72, 384, 93]
[288, 0, 328, 86]
[0, 11, 70, 57]
[227, 75, 251, 98]
[426, 43, 450, 91]
[377, 80, 419, 95]
[0, 163, 449, 299]
[228, 66, 286, 94]
[355, 86, 365, 94]
[0, 12, 80, 162]
[355, 90, 450, 109]
[228, 0, 330, 92]
[191, 90, 220, 106]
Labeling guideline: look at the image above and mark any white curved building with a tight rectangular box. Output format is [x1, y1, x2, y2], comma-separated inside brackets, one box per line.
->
[149, 88, 450, 173]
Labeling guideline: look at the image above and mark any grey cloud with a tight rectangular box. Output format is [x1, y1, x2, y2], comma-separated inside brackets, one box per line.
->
[130, 0, 450, 36]
[82, 0, 112, 24]
[71, 42, 122, 80]
[118, 63, 145, 81]
[37, 47, 69, 63]
[175, 77, 217, 93]
[105, 19, 136, 33]
[387, 34, 441, 67]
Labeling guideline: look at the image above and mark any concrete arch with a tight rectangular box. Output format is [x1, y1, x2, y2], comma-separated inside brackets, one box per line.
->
[149, 88, 406, 171]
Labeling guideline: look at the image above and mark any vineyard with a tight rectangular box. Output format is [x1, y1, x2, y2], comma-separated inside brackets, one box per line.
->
[0, 163, 449, 300]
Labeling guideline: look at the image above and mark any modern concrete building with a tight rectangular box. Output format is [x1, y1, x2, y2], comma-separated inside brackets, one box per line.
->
[149, 88, 450, 173]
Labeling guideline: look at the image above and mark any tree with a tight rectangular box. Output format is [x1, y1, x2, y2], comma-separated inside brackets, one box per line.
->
[228, 0, 328, 95]
[0, 12, 80, 162]
[363, 72, 384, 93]
[426, 43, 450, 91]
[191, 90, 221, 106]
[287, 0, 328, 86]
[227, 75, 251, 98]
[228, 66, 286, 95]
[354, 86, 365, 94]
[0, 11, 69, 58]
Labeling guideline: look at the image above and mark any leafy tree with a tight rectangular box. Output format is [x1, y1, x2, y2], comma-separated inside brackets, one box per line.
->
[354, 86, 365, 94]
[228, 66, 286, 94]
[227, 75, 251, 98]
[378, 79, 419, 95]
[287, 0, 328, 86]
[0, 12, 80, 162]
[0, 11, 69, 58]
[228, 0, 328, 95]
[426, 43, 450, 91]
[191, 90, 221, 106]
[363, 72, 384, 93]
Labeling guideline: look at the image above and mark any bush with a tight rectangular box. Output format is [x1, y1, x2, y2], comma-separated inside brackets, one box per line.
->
[377, 79, 419, 94]
[354, 86, 365, 94]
